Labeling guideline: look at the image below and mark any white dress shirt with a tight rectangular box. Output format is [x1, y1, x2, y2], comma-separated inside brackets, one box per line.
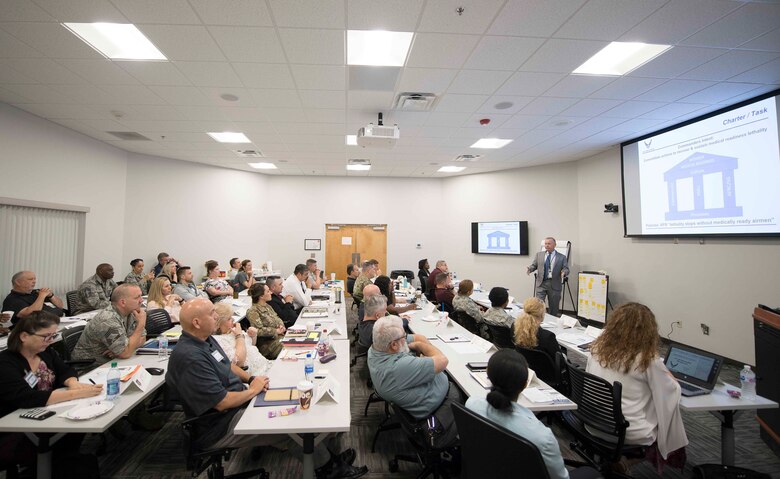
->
[282, 274, 311, 310]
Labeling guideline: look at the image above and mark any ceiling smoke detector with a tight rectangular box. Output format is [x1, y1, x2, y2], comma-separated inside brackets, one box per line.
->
[394, 92, 437, 111]
[454, 154, 482, 162]
[233, 149, 264, 158]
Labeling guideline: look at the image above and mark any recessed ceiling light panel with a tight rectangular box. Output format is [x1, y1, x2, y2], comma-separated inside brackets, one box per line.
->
[207, 132, 251, 143]
[573, 42, 671, 76]
[438, 166, 466, 173]
[347, 30, 414, 67]
[347, 164, 371, 171]
[62, 23, 166, 60]
[345, 135, 358, 146]
[248, 162, 277, 169]
[470, 138, 513, 149]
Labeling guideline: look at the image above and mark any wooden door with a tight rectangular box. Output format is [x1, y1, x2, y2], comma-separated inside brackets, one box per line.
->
[325, 224, 387, 282]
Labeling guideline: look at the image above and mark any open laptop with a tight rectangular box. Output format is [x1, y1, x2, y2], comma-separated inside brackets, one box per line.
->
[664, 343, 723, 397]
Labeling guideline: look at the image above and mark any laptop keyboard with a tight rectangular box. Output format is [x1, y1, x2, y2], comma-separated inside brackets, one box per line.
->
[679, 382, 702, 392]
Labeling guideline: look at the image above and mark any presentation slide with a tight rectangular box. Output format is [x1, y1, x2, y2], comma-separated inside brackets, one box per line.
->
[476, 222, 521, 254]
[623, 93, 780, 236]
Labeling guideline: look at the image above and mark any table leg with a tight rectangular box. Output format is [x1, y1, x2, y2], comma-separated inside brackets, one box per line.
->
[301, 433, 314, 479]
[23, 432, 63, 479]
[720, 410, 735, 466]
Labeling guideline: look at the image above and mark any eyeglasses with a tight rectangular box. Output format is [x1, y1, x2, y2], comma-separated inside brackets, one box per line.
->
[32, 332, 60, 342]
[392, 333, 406, 343]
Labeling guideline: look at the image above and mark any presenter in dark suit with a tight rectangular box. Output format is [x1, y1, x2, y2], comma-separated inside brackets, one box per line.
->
[526, 237, 569, 317]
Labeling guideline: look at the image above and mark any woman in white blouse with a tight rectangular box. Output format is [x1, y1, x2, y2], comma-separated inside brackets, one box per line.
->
[212, 302, 272, 377]
[146, 277, 183, 323]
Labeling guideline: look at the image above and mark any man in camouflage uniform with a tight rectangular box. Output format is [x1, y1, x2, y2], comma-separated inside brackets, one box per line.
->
[351, 259, 378, 303]
[71, 263, 117, 315]
[73, 283, 147, 365]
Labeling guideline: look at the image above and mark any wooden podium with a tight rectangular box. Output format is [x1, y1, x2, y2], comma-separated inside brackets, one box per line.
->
[754, 304, 780, 457]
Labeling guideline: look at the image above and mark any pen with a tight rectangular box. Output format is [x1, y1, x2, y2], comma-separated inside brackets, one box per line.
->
[89, 379, 96, 385]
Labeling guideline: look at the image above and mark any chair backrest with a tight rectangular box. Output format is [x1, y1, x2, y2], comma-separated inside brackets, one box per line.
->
[145, 308, 173, 336]
[452, 402, 551, 479]
[517, 346, 561, 387]
[61, 325, 86, 361]
[458, 312, 480, 335]
[390, 270, 414, 281]
[448, 309, 463, 327]
[485, 323, 515, 349]
[566, 361, 628, 445]
[390, 403, 449, 451]
[66, 290, 80, 314]
[346, 277, 356, 295]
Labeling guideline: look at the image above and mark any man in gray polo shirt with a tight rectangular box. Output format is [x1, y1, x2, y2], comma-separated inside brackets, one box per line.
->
[367, 316, 459, 446]
[166, 298, 367, 479]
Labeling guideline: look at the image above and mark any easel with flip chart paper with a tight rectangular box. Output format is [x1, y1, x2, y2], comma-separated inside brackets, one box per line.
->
[577, 271, 609, 323]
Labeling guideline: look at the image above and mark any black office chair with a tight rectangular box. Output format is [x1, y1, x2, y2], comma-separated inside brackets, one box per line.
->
[452, 402, 550, 478]
[517, 347, 567, 393]
[346, 277, 356, 296]
[458, 312, 481, 336]
[182, 411, 269, 479]
[65, 290, 80, 316]
[388, 403, 458, 478]
[49, 325, 95, 374]
[145, 309, 172, 337]
[562, 362, 647, 473]
[485, 323, 515, 349]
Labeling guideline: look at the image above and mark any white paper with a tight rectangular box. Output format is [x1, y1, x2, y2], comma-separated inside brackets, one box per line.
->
[521, 387, 570, 404]
[585, 325, 603, 339]
[447, 342, 484, 355]
[341, 236, 352, 245]
[560, 315, 579, 328]
[470, 335, 497, 353]
[557, 331, 594, 347]
[437, 333, 470, 343]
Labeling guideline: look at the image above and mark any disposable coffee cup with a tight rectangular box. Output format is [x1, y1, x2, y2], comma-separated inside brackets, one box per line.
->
[330, 272, 336, 281]
[298, 381, 314, 410]
[1, 311, 13, 327]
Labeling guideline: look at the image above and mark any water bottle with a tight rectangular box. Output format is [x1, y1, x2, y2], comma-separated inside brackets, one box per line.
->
[304, 353, 314, 381]
[740, 365, 756, 400]
[317, 330, 331, 357]
[158, 335, 169, 359]
[106, 361, 120, 401]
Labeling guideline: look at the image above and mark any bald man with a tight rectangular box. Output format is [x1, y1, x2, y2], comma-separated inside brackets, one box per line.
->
[72, 284, 147, 365]
[357, 284, 381, 322]
[71, 263, 118, 315]
[166, 299, 367, 477]
[2, 270, 64, 325]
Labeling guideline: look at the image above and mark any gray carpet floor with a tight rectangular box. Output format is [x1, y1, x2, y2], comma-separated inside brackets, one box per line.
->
[4, 300, 779, 478]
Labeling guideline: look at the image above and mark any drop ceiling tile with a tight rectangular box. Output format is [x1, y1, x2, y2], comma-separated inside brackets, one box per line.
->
[397, 68, 457, 95]
[407, 33, 480, 69]
[424, 112, 470, 127]
[729, 58, 780, 84]
[518, 97, 579, 116]
[9, 102, 103, 119]
[208, 26, 286, 63]
[172, 105, 229, 121]
[628, 46, 726, 79]
[269, 0, 345, 28]
[278, 28, 345, 65]
[0, 28, 45, 58]
[3, 58, 88, 84]
[198, 87, 257, 107]
[0, 61, 38, 83]
[118, 61, 190, 86]
[2, 84, 73, 103]
[299, 90, 346, 109]
[463, 36, 545, 71]
[174, 61, 243, 87]
[520, 39, 608, 73]
[232, 63, 295, 90]
[679, 50, 780, 81]
[496, 72, 566, 96]
[257, 108, 307, 122]
[149, 85, 212, 105]
[560, 98, 623, 117]
[634, 79, 715, 102]
[588, 77, 666, 100]
[112, 0, 200, 24]
[140, 25, 226, 61]
[609, 117, 665, 133]
[290, 65, 345, 90]
[125, 105, 182, 121]
[738, 28, 780, 53]
[680, 2, 780, 49]
[476, 95, 534, 115]
[273, 122, 343, 135]
[221, 108, 269, 122]
[716, 86, 775, 105]
[434, 93, 489, 112]
[347, 91, 394, 110]
[0, 1, 55, 21]
[620, 0, 741, 44]
[33, 0, 126, 22]
[1, 22, 103, 59]
[464, 113, 511, 129]
[447, 70, 511, 95]
[189, 0, 273, 26]
[679, 82, 765, 104]
[346, 0, 423, 31]
[248, 89, 302, 108]
[543, 75, 615, 98]
[418, 0, 504, 34]
[51, 84, 116, 104]
[602, 100, 665, 118]
[348, 66, 400, 91]
[502, 114, 551, 130]
[95, 85, 166, 105]
[489, 0, 586, 37]
[385, 111, 430, 127]
[58, 59, 140, 85]
[638, 102, 708, 121]
[554, 0, 666, 41]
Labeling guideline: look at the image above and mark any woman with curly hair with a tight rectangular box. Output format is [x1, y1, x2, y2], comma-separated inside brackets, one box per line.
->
[586, 302, 687, 472]
[513, 297, 560, 360]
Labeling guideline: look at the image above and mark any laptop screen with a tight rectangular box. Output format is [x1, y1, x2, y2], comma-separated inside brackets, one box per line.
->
[665, 345, 722, 388]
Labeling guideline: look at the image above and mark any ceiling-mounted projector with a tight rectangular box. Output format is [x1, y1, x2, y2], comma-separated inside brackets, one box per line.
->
[357, 112, 399, 148]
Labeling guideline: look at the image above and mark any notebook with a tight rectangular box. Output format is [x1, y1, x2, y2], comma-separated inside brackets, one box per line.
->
[664, 343, 723, 396]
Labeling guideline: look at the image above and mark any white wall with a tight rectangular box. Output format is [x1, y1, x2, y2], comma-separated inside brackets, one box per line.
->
[265, 176, 445, 277]
[0, 104, 128, 284]
[122, 154, 269, 280]
[440, 162, 580, 302]
[577, 149, 780, 364]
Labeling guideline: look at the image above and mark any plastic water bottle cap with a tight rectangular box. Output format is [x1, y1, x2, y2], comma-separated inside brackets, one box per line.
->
[111, 361, 117, 367]
[306, 353, 311, 358]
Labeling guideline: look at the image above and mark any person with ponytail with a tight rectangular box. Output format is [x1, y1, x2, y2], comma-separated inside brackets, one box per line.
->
[465, 350, 600, 479]
[513, 297, 561, 360]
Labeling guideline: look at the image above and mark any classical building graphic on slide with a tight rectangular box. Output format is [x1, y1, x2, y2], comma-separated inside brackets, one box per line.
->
[664, 152, 743, 221]
[486, 230, 511, 250]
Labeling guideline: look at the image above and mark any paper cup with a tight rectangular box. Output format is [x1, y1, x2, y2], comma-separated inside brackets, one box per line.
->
[297, 381, 314, 410]
[1, 311, 13, 326]
[330, 273, 336, 281]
